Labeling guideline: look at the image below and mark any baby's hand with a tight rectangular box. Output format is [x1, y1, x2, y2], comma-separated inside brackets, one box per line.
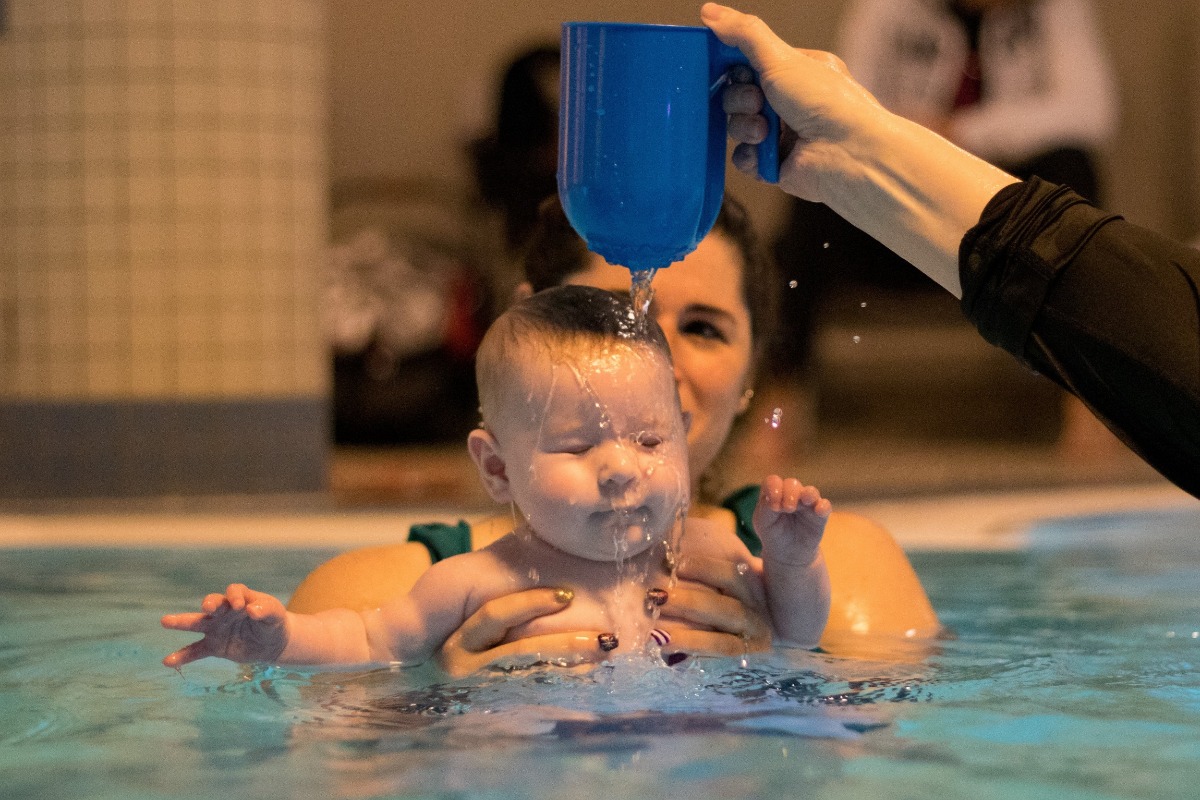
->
[160, 583, 289, 668]
[752, 475, 831, 567]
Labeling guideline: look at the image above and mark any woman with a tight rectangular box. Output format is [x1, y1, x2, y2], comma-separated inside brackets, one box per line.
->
[289, 195, 940, 674]
[703, 2, 1199, 499]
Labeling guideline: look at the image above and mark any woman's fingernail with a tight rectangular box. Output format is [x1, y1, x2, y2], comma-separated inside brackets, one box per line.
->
[649, 628, 671, 647]
[645, 588, 668, 610]
[553, 588, 574, 604]
[597, 633, 619, 652]
[665, 652, 690, 667]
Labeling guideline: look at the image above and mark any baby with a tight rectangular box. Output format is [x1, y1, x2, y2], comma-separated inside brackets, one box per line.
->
[161, 285, 832, 670]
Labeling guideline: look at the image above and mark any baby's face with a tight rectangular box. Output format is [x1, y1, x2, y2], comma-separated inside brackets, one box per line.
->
[491, 342, 690, 562]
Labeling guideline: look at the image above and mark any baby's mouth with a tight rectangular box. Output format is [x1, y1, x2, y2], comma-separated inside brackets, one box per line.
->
[596, 505, 650, 524]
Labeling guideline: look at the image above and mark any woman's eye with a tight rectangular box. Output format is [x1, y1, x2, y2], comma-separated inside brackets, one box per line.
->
[680, 319, 728, 343]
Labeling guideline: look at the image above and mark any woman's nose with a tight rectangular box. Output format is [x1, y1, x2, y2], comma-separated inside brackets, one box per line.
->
[663, 331, 685, 384]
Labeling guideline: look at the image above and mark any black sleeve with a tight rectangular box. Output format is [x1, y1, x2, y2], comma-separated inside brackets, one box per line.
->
[960, 177, 1200, 499]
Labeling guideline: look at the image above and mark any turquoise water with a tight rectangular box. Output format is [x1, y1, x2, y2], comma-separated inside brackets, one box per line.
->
[3, 508, 1200, 800]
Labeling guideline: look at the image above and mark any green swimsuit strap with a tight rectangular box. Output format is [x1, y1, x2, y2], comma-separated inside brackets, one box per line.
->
[720, 484, 764, 557]
[407, 520, 473, 563]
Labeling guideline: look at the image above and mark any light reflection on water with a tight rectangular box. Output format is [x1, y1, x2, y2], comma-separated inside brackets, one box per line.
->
[3, 508, 1200, 800]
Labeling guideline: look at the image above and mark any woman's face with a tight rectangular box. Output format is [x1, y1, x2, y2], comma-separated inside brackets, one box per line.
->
[567, 233, 755, 487]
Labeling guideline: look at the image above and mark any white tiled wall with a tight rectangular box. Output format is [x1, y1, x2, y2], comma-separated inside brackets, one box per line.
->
[0, 0, 329, 401]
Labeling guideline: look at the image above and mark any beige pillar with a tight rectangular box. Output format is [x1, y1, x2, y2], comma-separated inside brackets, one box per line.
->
[0, 0, 329, 497]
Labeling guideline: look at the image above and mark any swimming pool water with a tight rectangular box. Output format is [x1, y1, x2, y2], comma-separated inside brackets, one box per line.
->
[3, 508, 1200, 800]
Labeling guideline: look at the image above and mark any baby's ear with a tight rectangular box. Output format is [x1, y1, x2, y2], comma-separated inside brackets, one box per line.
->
[467, 428, 512, 503]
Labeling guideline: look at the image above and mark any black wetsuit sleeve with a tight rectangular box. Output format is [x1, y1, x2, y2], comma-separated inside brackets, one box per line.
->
[960, 177, 1200, 498]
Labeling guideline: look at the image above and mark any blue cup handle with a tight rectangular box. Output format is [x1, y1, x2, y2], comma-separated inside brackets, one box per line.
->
[712, 43, 780, 184]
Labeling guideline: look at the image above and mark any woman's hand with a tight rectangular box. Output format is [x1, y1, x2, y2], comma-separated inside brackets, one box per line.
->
[650, 553, 773, 658]
[437, 588, 616, 677]
[701, 2, 883, 203]
[702, 2, 1018, 295]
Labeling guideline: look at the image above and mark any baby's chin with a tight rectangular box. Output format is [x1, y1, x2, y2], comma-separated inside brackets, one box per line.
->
[583, 510, 670, 561]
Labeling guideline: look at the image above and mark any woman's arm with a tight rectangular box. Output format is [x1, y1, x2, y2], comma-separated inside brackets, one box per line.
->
[961, 179, 1200, 498]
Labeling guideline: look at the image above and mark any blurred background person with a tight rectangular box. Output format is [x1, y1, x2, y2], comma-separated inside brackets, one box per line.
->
[839, 0, 1117, 202]
[765, 0, 1121, 466]
[467, 43, 562, 305]
[325, 43, 561, 449]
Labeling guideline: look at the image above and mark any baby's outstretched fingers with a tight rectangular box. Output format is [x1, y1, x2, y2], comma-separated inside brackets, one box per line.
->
[222, 583, 253, 611]
[160, 584, 289, 668]
[163, 639, 212, 669]
[160, 611, 210, 633]
[199, 592, 228, 614]
[760, 474, 785, 508]
[798, 484, 832, 517]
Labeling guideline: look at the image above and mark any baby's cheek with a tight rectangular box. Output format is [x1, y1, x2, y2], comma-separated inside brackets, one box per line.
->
[648, 446, 688, 486]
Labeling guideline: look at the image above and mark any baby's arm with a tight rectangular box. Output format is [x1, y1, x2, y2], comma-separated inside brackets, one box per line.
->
[161, 564, 476, 668]
[160, 583, 384, 668]
[753, 475, 832, 648]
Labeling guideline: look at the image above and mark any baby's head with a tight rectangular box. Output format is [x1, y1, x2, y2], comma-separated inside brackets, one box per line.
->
[468, 285, 690, 561]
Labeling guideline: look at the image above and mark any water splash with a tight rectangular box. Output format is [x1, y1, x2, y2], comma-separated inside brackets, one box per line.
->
[629, 268, 658, 328]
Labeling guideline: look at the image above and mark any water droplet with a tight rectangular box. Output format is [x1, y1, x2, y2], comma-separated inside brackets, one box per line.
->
[527, 568, 540, 582]
[766, 407, 783, 428]
[822, 241, 830, 249]
[851, 335, 861, 344]
[787, 280, 798, 289]
[735, 562, 749, 576]
[859, 301, 867, 308]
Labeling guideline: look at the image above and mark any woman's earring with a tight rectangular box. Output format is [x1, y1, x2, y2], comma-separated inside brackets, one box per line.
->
[737, 388, 755, 413]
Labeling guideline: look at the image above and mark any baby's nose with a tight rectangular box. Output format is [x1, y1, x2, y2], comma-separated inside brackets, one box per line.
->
[597, 442, 639, 489]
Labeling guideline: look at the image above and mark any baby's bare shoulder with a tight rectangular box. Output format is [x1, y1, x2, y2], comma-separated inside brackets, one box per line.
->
[679, 515, 755, 561]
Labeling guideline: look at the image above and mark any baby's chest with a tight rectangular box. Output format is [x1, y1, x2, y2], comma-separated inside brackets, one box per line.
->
[503, 583, 636, 640]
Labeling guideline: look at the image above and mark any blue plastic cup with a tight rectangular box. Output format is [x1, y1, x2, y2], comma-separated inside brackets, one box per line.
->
[558, 22, 779, 272]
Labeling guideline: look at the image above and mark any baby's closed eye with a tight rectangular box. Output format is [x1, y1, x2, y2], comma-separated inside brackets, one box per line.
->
[633, 431, 664, 449]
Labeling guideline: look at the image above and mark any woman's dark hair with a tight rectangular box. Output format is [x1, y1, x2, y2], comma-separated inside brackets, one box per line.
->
[522, 193, 781, 371]
[469, 44, 561, 252]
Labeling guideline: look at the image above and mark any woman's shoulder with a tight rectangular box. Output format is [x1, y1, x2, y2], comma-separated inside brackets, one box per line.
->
[821, 508, 913, 569]
[286, 539, 435, 613]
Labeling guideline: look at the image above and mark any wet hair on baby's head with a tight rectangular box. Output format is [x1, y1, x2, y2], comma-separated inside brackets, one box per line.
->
[475, 284, 672, 424]
[521, 193, 780, 370]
